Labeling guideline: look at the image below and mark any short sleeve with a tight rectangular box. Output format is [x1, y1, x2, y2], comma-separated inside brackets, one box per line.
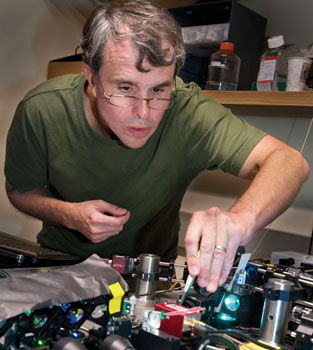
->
[175, 83, 267, 176]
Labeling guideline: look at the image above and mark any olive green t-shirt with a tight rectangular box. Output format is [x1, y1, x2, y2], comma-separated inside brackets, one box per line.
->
[5, 74, 266, 260]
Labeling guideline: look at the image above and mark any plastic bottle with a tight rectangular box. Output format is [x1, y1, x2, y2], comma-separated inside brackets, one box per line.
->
[206, 41, 241, 90]
[257, 35, 302, 91]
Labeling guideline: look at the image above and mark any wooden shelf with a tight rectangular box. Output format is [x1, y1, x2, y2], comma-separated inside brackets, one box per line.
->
[202, 91, 313, 118]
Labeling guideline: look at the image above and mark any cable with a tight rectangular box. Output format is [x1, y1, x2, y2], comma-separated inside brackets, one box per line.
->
[185, 319, 268, 349]
[197, 334, 239, 350]
[135, 285, 183, 298]
[191, 325, 277, 350]
[300, 117, 313, 154]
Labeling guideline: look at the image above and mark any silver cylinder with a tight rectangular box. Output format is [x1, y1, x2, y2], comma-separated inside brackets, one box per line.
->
[260, 278, 295, 346]
[135, 254, 160, 301]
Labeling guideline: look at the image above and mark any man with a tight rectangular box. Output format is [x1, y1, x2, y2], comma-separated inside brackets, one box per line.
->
[5, 0, 310, 293]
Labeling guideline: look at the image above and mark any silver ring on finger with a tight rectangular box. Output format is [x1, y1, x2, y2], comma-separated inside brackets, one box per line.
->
[215, 245, 226, 254]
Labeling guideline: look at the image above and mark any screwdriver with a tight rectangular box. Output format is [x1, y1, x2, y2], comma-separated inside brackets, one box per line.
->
[180, 274, 196, 305]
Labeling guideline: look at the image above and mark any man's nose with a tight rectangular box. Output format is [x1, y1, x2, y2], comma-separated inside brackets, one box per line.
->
[132, 98, 150, 119]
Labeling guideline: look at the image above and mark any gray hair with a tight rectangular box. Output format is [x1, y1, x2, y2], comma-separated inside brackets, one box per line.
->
[80, 0, 185, 77]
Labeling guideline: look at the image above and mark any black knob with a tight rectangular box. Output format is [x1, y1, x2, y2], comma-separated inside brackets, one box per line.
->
[53, 337, 87, 350]
[99, 335, 136, 350]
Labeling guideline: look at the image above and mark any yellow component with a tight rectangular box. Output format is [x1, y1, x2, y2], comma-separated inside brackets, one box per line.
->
[169, 282, 178, 291]
[108, 282, 125, 314]
[239, 341, 280, 350]
[258, 340, 281, 349]
[184, 318, 194, 329]
[239, 343, 268, 350]
[184, 317, 209, 330]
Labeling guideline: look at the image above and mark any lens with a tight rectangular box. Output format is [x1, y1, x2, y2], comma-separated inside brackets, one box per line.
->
[149, 99, 171, 110]
[224, 294, 240, 312]
[110, 96, 137, 107]
[109, 95, 173, 110]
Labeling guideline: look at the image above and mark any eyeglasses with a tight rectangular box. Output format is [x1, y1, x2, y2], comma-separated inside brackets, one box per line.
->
[97, 76, 176, 110]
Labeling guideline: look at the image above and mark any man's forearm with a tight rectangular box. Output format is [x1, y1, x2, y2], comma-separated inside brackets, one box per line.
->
[6, 183, 75, 228]
[230, 147, 310, 244]
[5, 181, 131, 242]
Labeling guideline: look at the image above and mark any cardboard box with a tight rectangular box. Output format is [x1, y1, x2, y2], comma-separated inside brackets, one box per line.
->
[47, 54, 84, 79]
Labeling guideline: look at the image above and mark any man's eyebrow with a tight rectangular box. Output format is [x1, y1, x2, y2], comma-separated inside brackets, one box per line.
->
[110, 79, 173, 88]
[153, 81, 173, 89]
[112, 79, 135, 84]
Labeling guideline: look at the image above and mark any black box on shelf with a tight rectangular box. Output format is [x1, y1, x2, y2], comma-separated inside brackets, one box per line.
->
[169, 0, 267, 90]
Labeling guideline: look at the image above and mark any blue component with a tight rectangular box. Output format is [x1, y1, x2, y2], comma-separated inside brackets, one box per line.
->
[67, 308, 84, 323]
[224, 294, 240, 312]
[61, 302, 71, 311]
[70, 330, 84, 339]
[245, 265, 258, 284]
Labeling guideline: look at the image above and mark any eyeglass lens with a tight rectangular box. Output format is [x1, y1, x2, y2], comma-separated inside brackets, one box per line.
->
[109, 95, 173, 110]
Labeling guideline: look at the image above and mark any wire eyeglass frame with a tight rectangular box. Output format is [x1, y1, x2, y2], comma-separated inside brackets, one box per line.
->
[96, 75, 177, 110]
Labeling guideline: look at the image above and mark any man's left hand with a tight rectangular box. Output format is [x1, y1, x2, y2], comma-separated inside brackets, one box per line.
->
[184, 207, 250, 293]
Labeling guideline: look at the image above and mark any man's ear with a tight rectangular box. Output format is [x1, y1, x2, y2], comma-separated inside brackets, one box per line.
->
[83, 63, 98, 98]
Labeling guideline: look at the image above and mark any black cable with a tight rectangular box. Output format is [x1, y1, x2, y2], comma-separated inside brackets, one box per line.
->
[193, 326, 277, 350]
[233, 326, 260, 337]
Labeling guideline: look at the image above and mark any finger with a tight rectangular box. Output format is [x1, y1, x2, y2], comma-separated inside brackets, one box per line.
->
[219, 255, 235, 286]
[99, 201, 129, 217]
[89, 231, 120, 243]
[108, 210, 130, 226]
[219, 244, 239, 285]
[197, 209, 220, 287]
[219, 217, 241, 285]
[184, 212, 203, 276]
[95, 211, 130, 235]
[198, 209, 229, 291]
[91, 211, 130, 229]
[205, 213, 231, 291]
[205, 245, 227, 292]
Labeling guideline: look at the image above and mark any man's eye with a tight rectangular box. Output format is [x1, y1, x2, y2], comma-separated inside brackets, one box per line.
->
[152, 88, 164, 94]
[119, 86, 132, 93]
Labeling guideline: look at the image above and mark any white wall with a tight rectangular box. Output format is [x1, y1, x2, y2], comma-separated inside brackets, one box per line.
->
[239, 0, 313, 54]
[0, 0, 94, 241]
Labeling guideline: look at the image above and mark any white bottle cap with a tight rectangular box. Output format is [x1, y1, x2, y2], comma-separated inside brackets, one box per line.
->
[268, 35, 284, 49]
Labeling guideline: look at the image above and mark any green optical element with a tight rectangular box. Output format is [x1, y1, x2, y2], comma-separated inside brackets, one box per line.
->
[123, 302, 130, 313]
[224, 294, 240, 312]
[36, 338, 46, 346]
[32, 314, 48, 328]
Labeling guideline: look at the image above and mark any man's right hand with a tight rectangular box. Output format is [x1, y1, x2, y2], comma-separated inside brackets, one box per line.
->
[70, 200, 130, 243]
[5, 181, 130, 243]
